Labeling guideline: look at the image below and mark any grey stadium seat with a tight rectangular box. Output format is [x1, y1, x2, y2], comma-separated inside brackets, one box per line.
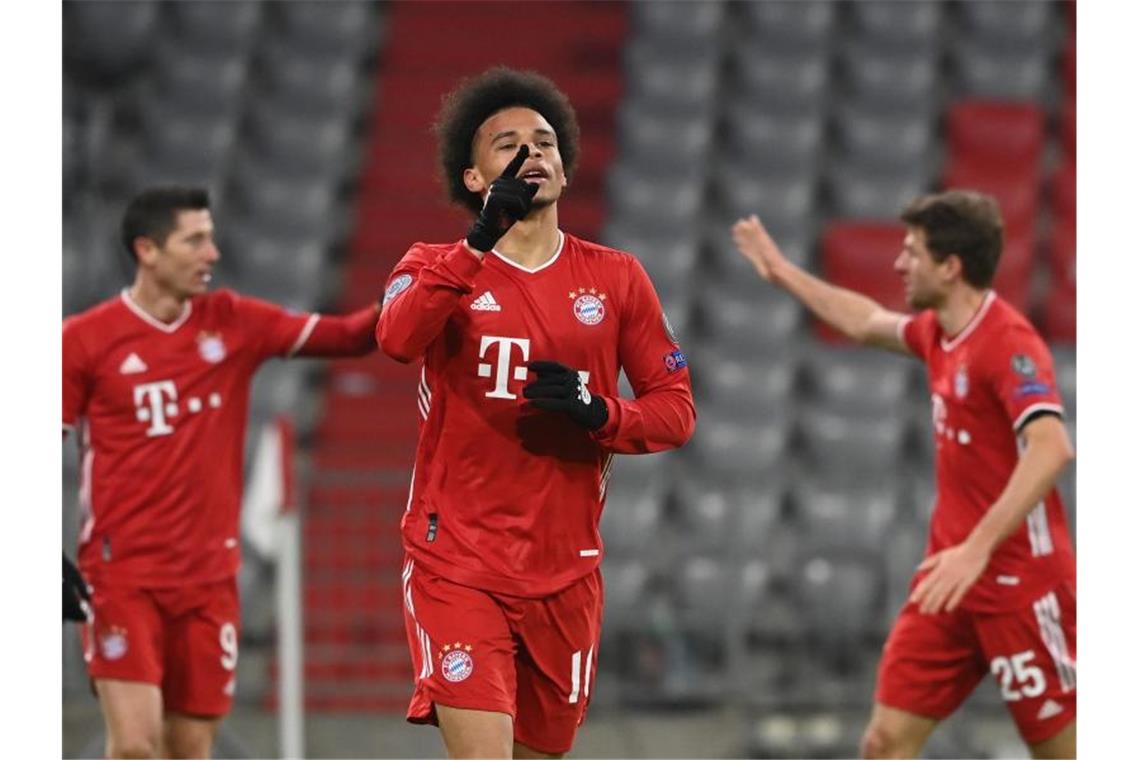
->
[623, 41, 722, 113]
[272, 0, 380, 58]
[741, 0, 835, 49]
[803, 347, 913, 413]
[792, 480, 900, 553]
[958, 0, 1054, 43]
[837, 42, 941, 112]
[831, 102, 937, 171]
[600, 466, 670, 559]
[600, 220, 701, 292]
[689, 351, 797, 416]
[713, 161, 816, 227]
[674, 556, 733, 623]
[684, 409, 792, 480]
[696, 286, 805, 352]
[600, 559, 653, 631]
[723, 102, 824, 176]
[825, 159, 930, 220]
[673, 478, 785, 556]
[227, 161, 342, 239]
[951, 37, 1050, 101]
[242, 102, 356, 179]
[256, 39, 371, 115]
[1052, 345, 1076, 416]
[849, 0, 943, 49]
[796, 554, 884, 643]
[606, 163, 706, 227]
[616, 104, 715, 175]
[65, 1, 159, 85]
[149, 48, 250, 113]
[799, 406, 909, 480]
[169, 0, 264, 53]
[631, 0, 726, 43]
[733, 49, 830, 112]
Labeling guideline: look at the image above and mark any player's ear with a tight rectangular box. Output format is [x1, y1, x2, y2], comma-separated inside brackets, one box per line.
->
[940, 253, 964, 282]
[133, 236, 159, 266]
[463, 167, 486, 195]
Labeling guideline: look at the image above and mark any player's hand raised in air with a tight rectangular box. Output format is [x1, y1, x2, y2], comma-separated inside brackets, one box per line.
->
[466, 145, 541, 253]
[732, 214, 790, 283]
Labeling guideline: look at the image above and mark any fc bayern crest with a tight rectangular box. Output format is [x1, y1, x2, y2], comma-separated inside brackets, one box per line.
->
[569, 287, 606, 326]
[954, 366, 969, 399]
[198, 332, 227, 363]
[100, 627, 128, 661]
[441, 648, 475, 683]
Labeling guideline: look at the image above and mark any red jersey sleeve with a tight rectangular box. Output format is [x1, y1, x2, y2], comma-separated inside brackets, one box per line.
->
[230, 291, 376, 360]
[900, 309, 938, 360]
[591, 257, 696, 453]
[984, 325, 1065, 432]
[62, 317, 91, 432]
[377, 241, 484, 363]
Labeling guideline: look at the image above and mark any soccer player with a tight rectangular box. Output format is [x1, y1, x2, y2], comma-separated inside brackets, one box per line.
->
[732, 191, 1076, 759]
[62, 186, 380, 759]
[377, 67, 696, 759]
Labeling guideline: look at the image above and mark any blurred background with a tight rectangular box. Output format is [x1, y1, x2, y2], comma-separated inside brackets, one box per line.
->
[62, 1, 1076, 757]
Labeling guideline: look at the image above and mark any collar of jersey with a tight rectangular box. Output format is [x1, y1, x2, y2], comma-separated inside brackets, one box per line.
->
[940, 289, 996, 352]
[120, 288, 193, 334]
[490, 230, 565, 274]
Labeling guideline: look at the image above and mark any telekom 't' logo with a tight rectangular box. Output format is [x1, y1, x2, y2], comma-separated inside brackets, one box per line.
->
[477, 336, 531, 399]
[134, 381, 178, 437]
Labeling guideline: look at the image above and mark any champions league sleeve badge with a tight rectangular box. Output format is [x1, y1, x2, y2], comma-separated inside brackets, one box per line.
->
[439, 642, 475, 683]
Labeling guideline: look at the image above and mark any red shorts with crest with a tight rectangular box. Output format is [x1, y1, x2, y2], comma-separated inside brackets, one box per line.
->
[401, 556, 603, 755]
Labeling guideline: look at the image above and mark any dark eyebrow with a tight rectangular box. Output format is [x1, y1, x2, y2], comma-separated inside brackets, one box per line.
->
[491, 128, 556, 142]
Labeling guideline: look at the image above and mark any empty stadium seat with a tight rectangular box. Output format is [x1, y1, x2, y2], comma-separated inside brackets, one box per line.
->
[945, 100, 1046, 171]
[630, 0, 725, 43]
[798, 408, 909, 481]
[849, 1, 942, 48]
[832, 101, 936, 170]
[722, 102, 824, 175]
[825, 159, 931, 220]
[713, 161, 816, 227]
[835, 42, 940, 112]
[622, 42, 721, 113]
[742, 0, 835, 49]
[616, 103, 715, 176]
[684, 411, 792, 480]
[803, 347, 913, 412]
[600, 466, 670, 558]
[150, 47, 250, 112]
[690, 352, 797, 415]
[272, 0, 379, 58]
[65, 0, 159, 85]
[733, 48, 830, 112]
[606, 161, 707, 225]
[1052, 159, 1076, 224]
[951, 37, 1050, 100]
[1042, 281, 1076, 344]
[697, 286, 806, 351]
[958, 0, 1054, 43]
[169, 0, 264, 53]
[795, 553, 884, 643]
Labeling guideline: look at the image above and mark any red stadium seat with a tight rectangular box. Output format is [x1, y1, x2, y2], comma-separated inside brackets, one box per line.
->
[1042, 280, 1076, 344]
[990, 232, 1036, 314]
[1059, 96, 1075, 159]
[945, 100, 1046, 170]
[818, 222, 909, 341]
[1061, 36, 1076, 98]
[1048, 218, 1076, 290]
[943, 158, 1040, 237]
[1051, 159, 1076, 224]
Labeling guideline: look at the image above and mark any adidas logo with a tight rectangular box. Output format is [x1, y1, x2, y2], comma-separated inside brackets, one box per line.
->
[1037, 699, 1064, 721]
[470, 291, 502, 312]
[119, 353, 148, 374]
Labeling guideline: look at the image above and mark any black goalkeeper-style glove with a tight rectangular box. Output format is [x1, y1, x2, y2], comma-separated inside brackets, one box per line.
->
[523, 361, 609, 431]
[63, 552, 91, 623]
[465, 145, 540, 253]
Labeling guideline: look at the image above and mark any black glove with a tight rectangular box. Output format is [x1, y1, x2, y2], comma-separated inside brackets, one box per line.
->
[523, 361, 609, 431]
[63, 552, 91, 623]
[466, 145, 540, 252]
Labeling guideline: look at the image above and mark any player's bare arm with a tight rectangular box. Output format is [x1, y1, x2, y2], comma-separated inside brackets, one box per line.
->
[911, 414, 1074, 614]
[732, 214, 910, 354]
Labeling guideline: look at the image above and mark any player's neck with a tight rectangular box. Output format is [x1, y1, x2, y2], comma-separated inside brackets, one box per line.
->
[493, 206, 561, 270]
[937, 286, 990, 339]
[128, 277, 189, 324]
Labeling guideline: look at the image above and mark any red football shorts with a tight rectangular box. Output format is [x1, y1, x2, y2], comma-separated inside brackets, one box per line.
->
[875, 581, 1076, 745]
[82, 577, 241, 717]
[401, 557, 604, 755]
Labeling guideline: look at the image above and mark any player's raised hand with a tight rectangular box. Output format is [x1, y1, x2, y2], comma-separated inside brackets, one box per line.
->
[732, 214, 788, 282]
[466, 145, 541, 252]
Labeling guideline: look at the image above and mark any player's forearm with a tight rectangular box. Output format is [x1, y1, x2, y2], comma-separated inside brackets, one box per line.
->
[966, 433, 1074, 555]
[591, 386, 696, 454]
[770, 260, 884, 343]
[297, 306, 380, 357]
[378, 246, 482, 363]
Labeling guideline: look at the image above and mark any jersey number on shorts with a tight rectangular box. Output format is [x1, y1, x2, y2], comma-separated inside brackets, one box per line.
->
[990, 650, 1046, 701]
[220, 622, 239, 671]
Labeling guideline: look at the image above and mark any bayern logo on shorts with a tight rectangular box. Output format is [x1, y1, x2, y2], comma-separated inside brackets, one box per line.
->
[441, 649, 475, 683]
[100, 628, 128, 661]
[573, 294, 605, 326]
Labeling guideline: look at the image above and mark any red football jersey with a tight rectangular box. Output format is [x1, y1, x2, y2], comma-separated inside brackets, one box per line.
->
[63, 289, 377, 588]
[379, 233, 696, 597]
[901, 291, 1076, 612]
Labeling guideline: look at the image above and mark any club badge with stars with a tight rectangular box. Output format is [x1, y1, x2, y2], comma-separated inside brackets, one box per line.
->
[439, 642, 475, 683]
[569, 287, 606, 326]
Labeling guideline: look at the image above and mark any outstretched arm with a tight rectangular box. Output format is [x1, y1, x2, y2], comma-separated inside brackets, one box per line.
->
[732, 215, 910, 354]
